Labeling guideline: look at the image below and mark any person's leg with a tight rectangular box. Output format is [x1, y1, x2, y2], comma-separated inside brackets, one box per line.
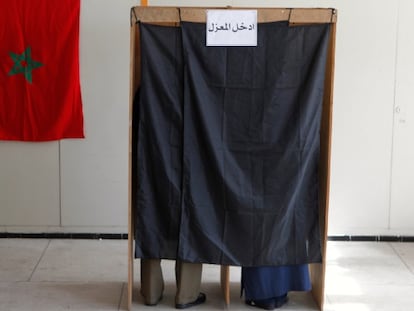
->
[175, 261, 205, 308]
[140, 259, 164, 305]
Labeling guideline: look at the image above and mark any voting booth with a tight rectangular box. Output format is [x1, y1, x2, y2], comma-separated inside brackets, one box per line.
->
[128, 6, 337, 311]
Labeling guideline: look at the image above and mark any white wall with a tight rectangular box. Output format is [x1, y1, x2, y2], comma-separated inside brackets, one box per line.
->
[389, 0, 414, 233]
[1, 0, 413, 236]
[0, 0, 138, 233]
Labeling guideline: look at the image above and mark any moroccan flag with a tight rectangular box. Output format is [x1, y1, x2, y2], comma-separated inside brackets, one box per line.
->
[0, 0, 84, 141]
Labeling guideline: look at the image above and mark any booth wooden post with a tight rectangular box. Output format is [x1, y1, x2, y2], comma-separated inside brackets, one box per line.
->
[128, 2, 147, 310]
[309, 13, 337, 310]
[128, 8, 143, 310]
[127, 19, 136, 311]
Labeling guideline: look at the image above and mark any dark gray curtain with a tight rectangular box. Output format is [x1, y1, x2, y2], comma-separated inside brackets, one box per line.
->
[134, 21, 330, 266]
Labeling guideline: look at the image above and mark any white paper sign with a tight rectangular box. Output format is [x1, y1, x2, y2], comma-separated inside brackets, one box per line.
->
[206, 10, 257, 46]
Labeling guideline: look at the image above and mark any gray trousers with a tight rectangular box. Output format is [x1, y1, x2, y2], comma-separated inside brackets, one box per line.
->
[140, 259, 202, 305]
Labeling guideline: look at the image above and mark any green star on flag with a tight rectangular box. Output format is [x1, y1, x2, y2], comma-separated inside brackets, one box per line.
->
[8, 46, 43, 83]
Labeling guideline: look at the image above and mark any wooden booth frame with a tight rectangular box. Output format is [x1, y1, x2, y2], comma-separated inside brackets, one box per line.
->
[128, 6, 337, 311]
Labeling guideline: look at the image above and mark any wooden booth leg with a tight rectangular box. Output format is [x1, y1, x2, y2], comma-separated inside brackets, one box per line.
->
[310, 16, 337, 311]
[220, 265, 231, 305]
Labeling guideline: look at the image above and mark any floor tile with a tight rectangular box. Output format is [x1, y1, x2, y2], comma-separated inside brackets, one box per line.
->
[323, 296, 335, 311]
[0, 281, 123, 311]
[0, 239, 49, 281]
[390, 242, 414, 273]
[4, 240, 413, 310]
[326, 242, 414, 288]
[31, 239, 127, 282]
[327, 284, 414, 311]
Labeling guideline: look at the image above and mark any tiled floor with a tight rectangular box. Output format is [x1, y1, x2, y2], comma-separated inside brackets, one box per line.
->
[1, 240, 413, 310]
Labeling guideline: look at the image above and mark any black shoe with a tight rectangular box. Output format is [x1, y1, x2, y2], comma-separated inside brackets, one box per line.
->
[274, 294, 288, 308]
[246, 295, 288, 310]
[175, 292, 206, 309]
[245, 299, 276, 310]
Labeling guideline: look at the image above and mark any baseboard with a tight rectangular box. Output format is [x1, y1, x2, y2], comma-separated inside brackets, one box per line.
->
[0, 232, 413, 242]
[0, 232, 128, 239]
[328, 235, 414, 242]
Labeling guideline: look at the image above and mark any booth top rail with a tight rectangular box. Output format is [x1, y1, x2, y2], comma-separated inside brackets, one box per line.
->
[130, 7, 337, 25]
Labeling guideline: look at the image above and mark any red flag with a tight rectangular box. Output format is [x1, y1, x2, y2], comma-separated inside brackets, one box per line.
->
[0, 0, 84, 141]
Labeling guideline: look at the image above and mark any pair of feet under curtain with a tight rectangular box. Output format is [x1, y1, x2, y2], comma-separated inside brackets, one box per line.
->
[242, 264, 311, 308]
